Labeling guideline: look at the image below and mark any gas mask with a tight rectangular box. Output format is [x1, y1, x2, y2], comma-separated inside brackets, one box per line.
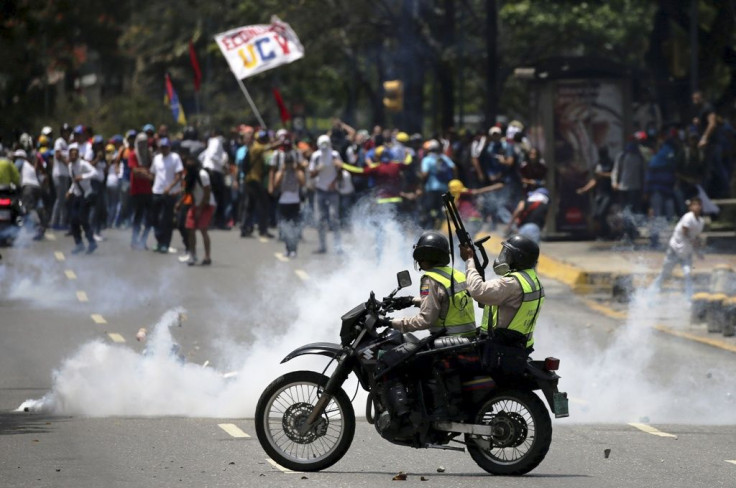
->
[492, 246, 512, 276]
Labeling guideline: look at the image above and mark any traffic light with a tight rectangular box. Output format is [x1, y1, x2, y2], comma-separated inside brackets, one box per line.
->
[383, 80, 403, 111]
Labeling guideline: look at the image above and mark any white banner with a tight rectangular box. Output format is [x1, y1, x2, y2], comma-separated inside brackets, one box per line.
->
[214, 16, 304, 80]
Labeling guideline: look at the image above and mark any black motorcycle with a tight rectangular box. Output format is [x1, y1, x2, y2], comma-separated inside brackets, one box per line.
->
[255, 271, 569, 475]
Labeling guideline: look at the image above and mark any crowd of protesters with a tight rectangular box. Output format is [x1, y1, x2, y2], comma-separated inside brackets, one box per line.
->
[0, 89, 733, 264]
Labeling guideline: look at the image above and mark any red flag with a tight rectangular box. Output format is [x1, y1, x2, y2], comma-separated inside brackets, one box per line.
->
[272, 87, 291, 124]
[189, 40, 202, 92]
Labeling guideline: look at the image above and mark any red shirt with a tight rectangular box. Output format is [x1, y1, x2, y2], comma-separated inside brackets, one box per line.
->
[129, 150, 152, 195]
[363, 162, 404, 199]
[457, 190, 481, 220]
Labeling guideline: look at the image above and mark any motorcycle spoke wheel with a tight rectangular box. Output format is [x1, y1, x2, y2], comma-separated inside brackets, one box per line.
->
[466, 390, 552, 476]
[256, 371, 355, 472]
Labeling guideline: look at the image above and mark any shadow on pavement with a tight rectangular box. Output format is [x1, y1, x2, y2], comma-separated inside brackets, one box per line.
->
[0, 412, 68, 436]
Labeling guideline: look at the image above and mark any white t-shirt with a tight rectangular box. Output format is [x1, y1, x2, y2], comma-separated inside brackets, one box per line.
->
[80, 141, 94, 162]
[151, 152, 184, 195]
[68, 159, 96, 197]
[192, 169, 216, 206]
[308, 149, 342, 192]
[92, 158, 107, 182]
[107, 160, 119, 188]
[52, 137, 69, 177]
[202, 136, 227, 173]
[669, 211, 705, 258]
[21, 161, 41, 188]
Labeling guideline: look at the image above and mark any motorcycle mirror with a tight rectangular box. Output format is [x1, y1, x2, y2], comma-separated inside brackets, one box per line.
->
[396, 270, 412, 289]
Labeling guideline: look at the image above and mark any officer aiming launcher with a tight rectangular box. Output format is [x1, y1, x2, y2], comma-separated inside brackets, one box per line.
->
[442, 192, 491, 281]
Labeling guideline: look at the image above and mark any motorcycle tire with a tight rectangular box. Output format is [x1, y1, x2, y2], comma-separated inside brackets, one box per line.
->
[465, 389, 552, 476]
[255, 370, 356, 472]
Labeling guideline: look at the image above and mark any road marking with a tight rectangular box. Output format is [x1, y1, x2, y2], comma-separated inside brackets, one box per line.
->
[266, 458, 301, 473]
[653, 324, 736, 354]
[259, 237, 269, 243]
[274, 252, 289, 262]
[581, 298, 628, 320]
[65, 270, 77, 280]
[76, 291, 88, 302]
[107, 333, 126, 343]
[46, 233, 56, 241]
[628, 423, 677, 438]
[726, 460, 736, 465]
[54, 251, 65, 261]
[294, 269, 309, 281]
[218, 423, 251, 438]
[90, 314, 107, 324]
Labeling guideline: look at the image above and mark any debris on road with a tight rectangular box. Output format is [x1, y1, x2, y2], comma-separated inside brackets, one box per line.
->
[393, 471, 407, 480]
[604, 448, 611, 459]
[436, 466, 446, 473]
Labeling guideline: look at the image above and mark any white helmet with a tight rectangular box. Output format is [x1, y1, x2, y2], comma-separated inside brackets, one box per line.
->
[317, 134, 331, 149]
[41, 126, 53, 136]
[426, 139, 441, 152]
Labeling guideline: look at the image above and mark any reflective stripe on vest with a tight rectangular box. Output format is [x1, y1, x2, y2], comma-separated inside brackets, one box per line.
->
[480, 269, 544, 348]
[424, 267, 477, 337]
[376, 196, 402, 204]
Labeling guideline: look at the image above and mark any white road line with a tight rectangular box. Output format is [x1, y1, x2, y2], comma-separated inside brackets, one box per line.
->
[266, 458, 302, 473]
[90, 314, 107, 324]
[294, 269, 309, 281]
[65, 270, 77, 280]
[218, 423, 251, 438]
[259, 237, 269, 243]
[46, 233, 56, 241]
[274, 252, 289, 262]
[107, 333, 126, 343]
[54, 251, 65, 261]
[76, 291, 88, 302]
[628, 423, 677, 439]
[726, 460, 736, 465]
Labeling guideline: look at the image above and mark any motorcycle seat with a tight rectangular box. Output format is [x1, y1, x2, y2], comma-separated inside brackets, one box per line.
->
[403, 333, 420, 344]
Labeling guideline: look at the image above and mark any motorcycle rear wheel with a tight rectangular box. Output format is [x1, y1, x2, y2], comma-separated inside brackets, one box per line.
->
[255, 370, 355, 472]
[465, 389, 552, 475]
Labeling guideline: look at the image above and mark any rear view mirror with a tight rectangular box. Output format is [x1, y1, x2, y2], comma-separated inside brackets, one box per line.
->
[397, 270, 412, 289]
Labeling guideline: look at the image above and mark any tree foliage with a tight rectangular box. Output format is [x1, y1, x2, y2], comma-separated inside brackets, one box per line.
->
[1, 0, 734, 140]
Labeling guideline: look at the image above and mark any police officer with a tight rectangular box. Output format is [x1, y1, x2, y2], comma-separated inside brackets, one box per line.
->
[389, 230, 476, 337]
[460, 234, 544, 353]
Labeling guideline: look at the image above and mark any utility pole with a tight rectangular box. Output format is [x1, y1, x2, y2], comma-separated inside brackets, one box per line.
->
[485, 0, 497, 128]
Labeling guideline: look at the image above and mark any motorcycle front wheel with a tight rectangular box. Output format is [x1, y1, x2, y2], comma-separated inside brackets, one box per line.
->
[255, 370, 355, 472]
[465, 389, 552, 475]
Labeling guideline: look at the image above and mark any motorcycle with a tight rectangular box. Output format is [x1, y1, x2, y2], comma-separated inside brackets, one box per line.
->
[255, 271, 569, 475]
[0, 187, 24, 246]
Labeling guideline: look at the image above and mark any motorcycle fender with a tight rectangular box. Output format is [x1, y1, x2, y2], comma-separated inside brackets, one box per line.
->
[280, 342, 343, 364]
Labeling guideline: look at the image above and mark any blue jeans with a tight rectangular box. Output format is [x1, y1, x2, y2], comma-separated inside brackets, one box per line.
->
[316, 189, 341, 251]
[648, 191, 675, 248]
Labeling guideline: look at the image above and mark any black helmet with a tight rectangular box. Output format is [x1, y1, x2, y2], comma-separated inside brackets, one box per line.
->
[413, 231, 450, 266]
[493, 234, 539, 275]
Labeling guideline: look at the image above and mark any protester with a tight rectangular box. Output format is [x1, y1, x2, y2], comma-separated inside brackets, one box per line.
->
[17, 149, 46, 240]
[182, 155, 214, 265]
[309, 134, 343, 253]
[644, 128, 678, 249]
[201, 129, 230, 229]
[506, 187, 551, 243]
[652, 197, 705, 297]
[612, 134, 647, 243]
[128, 139, 153, 250]
[241, 130, 273, 238]
[577, 146, 615, 239]
[420, 139, 456, 228]
[274, 151, 305, 258]
[149, 137, 183, 253]
[49, 123, 71, 230]
[66, 143, 97, 254]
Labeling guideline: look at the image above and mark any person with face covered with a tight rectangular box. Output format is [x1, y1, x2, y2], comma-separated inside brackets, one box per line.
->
[309, 134, 343, 253]
[460, 234, 544, 355]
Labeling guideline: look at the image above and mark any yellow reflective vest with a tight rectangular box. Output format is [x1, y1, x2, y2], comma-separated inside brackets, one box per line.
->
[480, 269, 544, 348]
[423, 267, 477, 337]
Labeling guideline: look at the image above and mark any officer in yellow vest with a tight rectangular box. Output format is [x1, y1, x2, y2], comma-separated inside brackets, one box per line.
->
[460, 234, 544, 353]
[389, 230, 476, 337]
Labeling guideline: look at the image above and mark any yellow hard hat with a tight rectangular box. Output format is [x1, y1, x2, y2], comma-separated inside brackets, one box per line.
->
[396, 132, 409, 143]
[105, 144, 115, 153]
[448, 179, 467, 199]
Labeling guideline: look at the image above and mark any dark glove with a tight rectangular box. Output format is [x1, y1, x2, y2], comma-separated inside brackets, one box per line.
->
[376, 316, 393, 329]
[392, 296, 415, 310]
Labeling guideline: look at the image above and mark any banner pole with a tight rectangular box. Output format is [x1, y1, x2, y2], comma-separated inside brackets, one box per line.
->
[236, 78, 267, 128]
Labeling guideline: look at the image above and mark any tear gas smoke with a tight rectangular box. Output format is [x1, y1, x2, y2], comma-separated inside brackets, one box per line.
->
[13, 206, 736, 423]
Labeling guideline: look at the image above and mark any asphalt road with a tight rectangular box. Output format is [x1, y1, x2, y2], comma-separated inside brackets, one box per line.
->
[1, 225, 735, 488]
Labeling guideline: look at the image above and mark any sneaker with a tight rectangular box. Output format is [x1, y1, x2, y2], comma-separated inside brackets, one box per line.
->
[71, 243, 85, 254]
[313, 248, 327, 254]
[93, 234, 105, 242]
[178, 253, 192, 263]
[187, 255, 198, 266]
[201, 258, 212, 266]
[259, 231, 275, 239]
[86, 241, 98, 254]
[287, 251, 297, 258]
